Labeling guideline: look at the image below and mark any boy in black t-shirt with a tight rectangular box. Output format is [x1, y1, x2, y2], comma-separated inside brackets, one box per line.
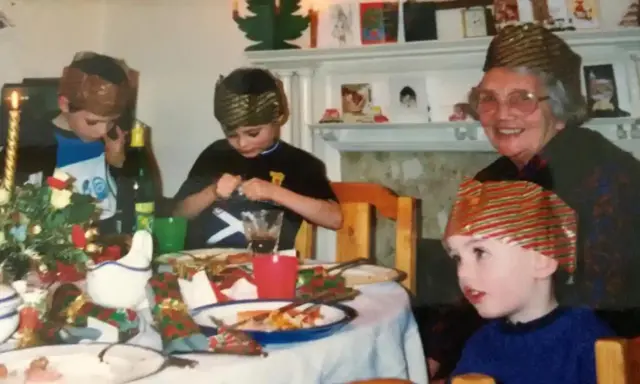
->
[174, 68, 342, 250]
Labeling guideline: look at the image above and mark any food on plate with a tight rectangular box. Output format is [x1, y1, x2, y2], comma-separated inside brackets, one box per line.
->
[24, 357, 62, 382]
[225, 253, 252, 265]
[235, 306, 323, 331]
[0, 364, 7, 378]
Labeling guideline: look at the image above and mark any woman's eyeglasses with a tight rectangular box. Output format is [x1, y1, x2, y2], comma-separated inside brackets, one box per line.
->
[468, 88, 550, 116]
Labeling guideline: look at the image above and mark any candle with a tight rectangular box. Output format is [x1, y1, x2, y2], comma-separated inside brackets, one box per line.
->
[4, 90, 21, 194]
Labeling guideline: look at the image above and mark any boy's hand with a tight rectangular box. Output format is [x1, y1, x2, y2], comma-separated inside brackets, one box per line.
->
[104, 126, 127, 167]
[241, 178, 277, 201]
[215, 173, 242, 198]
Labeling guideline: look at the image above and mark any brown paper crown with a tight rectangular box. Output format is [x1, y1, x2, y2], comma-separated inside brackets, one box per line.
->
[214, 68, 289, 134]
[59, 51, 133, 117]
[445, 178, 577, 275]
[483, 24, 586, 122]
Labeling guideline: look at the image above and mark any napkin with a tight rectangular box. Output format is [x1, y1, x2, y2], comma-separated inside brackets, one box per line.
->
[44, 283, 140, 343]
[148, 272, 210, 354]
[178, 271, 218, 310]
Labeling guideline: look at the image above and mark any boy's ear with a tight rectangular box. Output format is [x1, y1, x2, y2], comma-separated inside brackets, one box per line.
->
[532, 252, 558, 279]
[58, 96, 70, 113]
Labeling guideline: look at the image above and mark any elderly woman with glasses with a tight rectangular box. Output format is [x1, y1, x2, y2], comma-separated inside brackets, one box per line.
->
[424, 24, 640, 382]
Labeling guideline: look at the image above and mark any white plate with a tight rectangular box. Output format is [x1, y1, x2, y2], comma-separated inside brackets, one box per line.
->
[300, 262, 406, 287]
[0, 343, 165, 383]
[192, 299, 356, 344]
[155, 248, 247, 264]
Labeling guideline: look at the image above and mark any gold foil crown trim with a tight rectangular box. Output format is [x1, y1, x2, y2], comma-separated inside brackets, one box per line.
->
[214, 69, 289, 133]
[59, 51, 133, 117]
[483, 24, 582, 104]
[445, 179, 577, 274]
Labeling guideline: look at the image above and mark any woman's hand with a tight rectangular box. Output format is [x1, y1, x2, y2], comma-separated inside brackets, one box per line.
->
[104, 126, 126, 168]
[241, 178, 277, 201]
[215, 173, 242, 198]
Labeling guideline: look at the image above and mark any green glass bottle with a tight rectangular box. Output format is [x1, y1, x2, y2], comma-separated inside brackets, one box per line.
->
[126, 121, 155, 233]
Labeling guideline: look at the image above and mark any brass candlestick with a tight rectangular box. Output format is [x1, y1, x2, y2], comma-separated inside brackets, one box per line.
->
[4, 91, 21, 195]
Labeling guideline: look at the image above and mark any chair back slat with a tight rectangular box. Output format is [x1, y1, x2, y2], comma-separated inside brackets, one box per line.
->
[596, 337, 640, 383]
[452, 373, 497, 384]
[336, 202, 372, 263]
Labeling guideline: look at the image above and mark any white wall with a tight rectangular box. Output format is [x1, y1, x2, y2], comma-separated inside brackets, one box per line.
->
[0, 0, 105, 85]
[102, 0, 248, 196]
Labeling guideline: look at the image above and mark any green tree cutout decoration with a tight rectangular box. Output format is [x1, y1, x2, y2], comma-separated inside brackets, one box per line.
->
[235, 0, 310, 51]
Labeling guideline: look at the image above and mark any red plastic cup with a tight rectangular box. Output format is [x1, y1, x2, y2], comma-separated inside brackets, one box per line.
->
[252, 254, 299, 299]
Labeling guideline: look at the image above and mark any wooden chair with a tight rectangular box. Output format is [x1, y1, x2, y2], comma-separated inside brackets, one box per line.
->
[451, 374, 496, 383]
[295, 182, 418, 294]
[348, 379, 413, 384]
[595, 337, 640, 383]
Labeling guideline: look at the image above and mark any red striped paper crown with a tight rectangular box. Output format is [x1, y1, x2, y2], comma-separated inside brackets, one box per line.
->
[445, 179, 577, 275]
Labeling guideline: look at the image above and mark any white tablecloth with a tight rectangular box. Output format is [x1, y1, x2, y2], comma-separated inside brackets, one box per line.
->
[0, 282, 428, 384]
[143, 282, 428, 384]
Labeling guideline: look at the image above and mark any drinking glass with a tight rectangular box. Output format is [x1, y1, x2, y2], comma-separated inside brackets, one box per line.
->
[241, 210, 284, 254]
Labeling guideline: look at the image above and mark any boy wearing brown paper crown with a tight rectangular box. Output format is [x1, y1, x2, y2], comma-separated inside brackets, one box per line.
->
[173, 68, 342, 251]
[444, 179, 613, 384]
[0, 52, 133, 234]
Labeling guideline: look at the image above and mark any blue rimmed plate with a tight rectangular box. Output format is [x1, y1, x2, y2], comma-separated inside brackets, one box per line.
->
[191, 299, 357, 345]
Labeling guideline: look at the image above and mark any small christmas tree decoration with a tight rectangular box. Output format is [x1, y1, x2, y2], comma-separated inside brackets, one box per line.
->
[234, 0, 310, 51]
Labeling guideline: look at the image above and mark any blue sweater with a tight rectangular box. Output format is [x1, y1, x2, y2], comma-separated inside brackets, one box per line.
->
[451, 307, 614, 384]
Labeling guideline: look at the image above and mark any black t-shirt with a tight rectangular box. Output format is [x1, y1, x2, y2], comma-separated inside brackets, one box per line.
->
[174, 140, 337, 250]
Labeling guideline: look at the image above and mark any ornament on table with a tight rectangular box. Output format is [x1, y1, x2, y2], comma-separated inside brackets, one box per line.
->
[85, 230, 153, 310]
[619, 0, 639, 26]
[0, 169, 100, 285]
[44, 283, 140, 344]
[11, 280, 47, 348]
[319, 109, 343, 123]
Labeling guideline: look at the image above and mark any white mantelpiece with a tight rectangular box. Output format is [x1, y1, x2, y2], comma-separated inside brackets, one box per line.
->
[311, 117, 640, 152]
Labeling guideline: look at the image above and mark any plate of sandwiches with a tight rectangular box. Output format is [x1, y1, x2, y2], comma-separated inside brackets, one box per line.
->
[299, 261, 406, 288]
[155, 248, 253, 266]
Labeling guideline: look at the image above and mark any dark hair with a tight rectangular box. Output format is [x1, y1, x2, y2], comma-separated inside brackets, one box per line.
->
[400, 86, 416, 101]
[69, 54, 128, 86]
[221, 68, 279, 96]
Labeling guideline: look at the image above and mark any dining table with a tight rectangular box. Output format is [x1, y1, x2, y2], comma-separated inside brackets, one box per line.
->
[0, 275, 428, 384]
[135, 281, 428, 384]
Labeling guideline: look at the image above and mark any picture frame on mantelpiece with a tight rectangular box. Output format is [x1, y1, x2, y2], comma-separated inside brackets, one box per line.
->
[432, 0, 496, 38]
[583, 64, 630, 118]
[462, 6, 489, 37]
[387, 76, 431, 123]
[570, 0, 600, 29]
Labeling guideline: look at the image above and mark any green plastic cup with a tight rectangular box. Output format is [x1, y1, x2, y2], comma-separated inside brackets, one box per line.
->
[153, 217, 187, 255]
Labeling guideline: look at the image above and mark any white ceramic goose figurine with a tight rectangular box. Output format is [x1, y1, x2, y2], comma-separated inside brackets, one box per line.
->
[86, 231, 153, 309]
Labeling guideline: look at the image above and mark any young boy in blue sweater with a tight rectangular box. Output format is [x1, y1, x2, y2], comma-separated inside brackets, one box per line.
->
[445, 179, 613, 384]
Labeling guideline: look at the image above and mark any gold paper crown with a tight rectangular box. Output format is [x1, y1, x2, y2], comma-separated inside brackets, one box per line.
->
[213, 68, 289, 133]
[445, 178, 577, 274]
[59, 51, 133, 117]
[484, 24, 584, 119]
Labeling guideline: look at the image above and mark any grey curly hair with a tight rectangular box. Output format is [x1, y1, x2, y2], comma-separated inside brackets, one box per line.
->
[513, 66, 588, 126]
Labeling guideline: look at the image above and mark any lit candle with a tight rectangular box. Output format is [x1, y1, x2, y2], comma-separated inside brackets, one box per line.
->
[4, 90, 21, 194]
